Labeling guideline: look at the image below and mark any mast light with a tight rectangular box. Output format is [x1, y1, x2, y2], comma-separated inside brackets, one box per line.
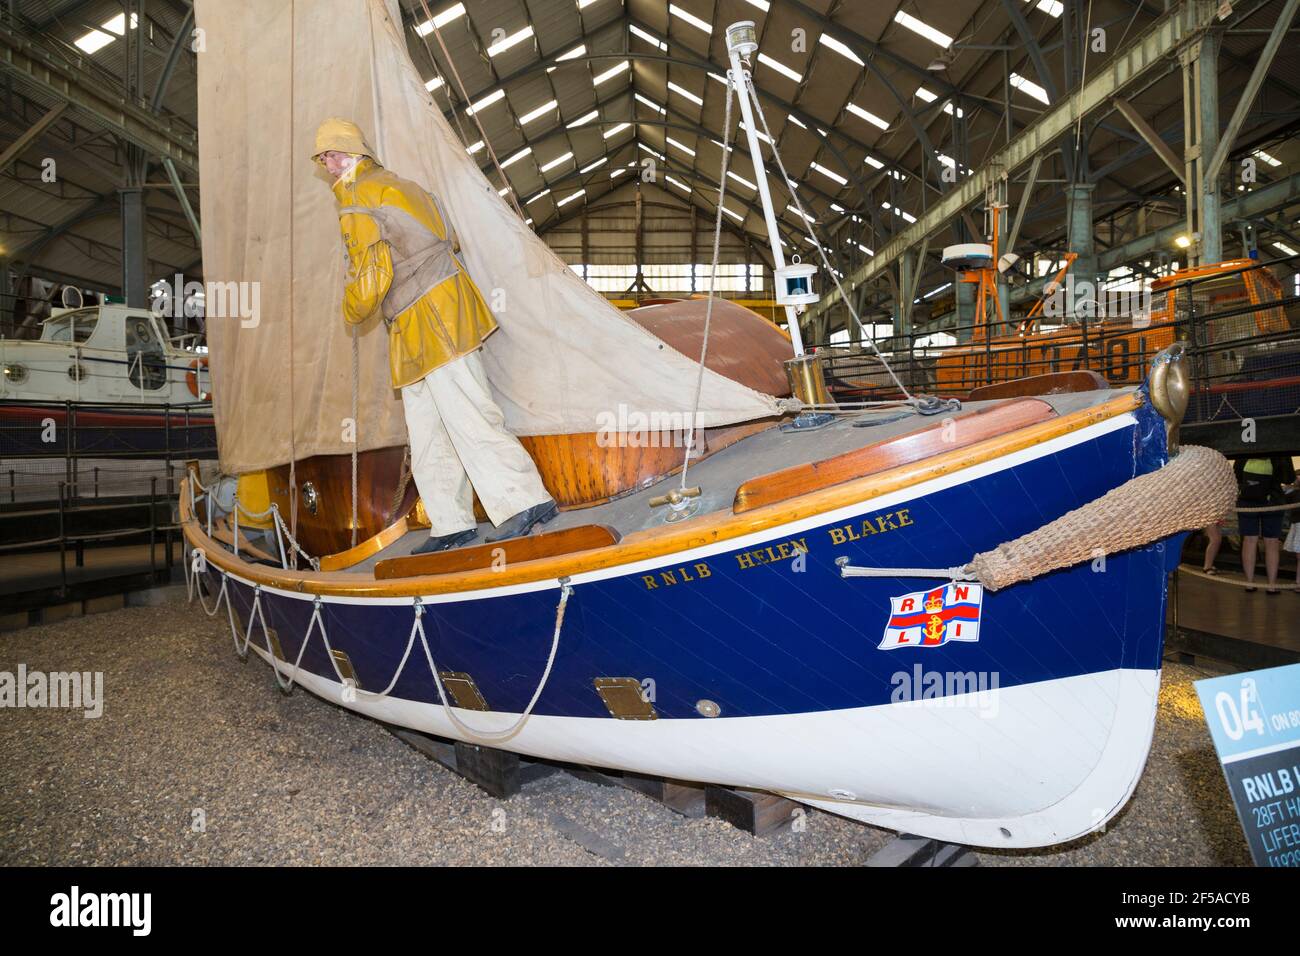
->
[725, 21, 758, 58]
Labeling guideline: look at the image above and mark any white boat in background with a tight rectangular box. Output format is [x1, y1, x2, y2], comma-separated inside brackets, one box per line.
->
[1, 301, 211, 405]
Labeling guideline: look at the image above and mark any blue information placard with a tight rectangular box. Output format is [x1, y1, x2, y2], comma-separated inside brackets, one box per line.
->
[1195, 663, 1300, 867]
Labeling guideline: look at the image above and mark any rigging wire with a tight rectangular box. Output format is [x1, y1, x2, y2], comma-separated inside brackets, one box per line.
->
[740, 66, 919, 406]
[677, 70, 739, 494]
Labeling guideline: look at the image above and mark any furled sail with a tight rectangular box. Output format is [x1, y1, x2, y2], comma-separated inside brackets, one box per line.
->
[194, 0, 782, 474]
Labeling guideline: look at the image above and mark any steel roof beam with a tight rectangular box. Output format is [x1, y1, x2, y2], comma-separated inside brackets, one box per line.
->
[0, 20, 198, 174]
[808, 0, 1220, 322]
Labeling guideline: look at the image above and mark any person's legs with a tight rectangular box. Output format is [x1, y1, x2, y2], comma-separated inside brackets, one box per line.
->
[423, 351, 551, 527]
[1241, 534, 1259, 587]
[1203, 523, 1222, 572]
[1265, 538, 1280, 589]
[401, 375, 476, 537]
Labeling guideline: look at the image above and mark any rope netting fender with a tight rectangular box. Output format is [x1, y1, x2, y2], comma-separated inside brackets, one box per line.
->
[965, 445, 1238, 591]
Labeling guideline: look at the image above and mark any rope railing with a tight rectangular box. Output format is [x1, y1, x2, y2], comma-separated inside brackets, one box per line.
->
[185, 553, 572, 743]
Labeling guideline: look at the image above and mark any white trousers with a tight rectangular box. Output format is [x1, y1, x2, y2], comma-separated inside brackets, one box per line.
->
[401, 350, 551, 535]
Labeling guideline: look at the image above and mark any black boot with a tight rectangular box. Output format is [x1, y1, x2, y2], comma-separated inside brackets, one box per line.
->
[411, 528, 478, 555]
[484, 500, 558, 543]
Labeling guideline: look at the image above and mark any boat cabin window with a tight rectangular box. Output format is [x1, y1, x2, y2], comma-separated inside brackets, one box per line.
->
[126, 315, 169, 391]
[41, 310, 100, 343]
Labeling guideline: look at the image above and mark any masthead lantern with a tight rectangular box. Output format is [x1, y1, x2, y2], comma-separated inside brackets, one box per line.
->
[725, 20, 758, 57]
[774, 257, 819, 308]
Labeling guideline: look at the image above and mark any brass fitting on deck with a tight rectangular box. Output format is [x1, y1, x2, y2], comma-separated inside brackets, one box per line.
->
[1149, 341, 1190, 454]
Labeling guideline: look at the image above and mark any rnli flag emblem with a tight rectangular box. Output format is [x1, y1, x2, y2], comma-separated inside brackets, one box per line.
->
[880, 583, 983, 650]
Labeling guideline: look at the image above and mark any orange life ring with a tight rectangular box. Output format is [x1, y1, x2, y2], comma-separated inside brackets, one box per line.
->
[187, 358, 211, 400]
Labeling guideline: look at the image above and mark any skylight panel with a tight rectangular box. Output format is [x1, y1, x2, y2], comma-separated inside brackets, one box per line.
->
[603, 122, 631, 138]
[466, 89, 505, 114]
[75, 11, 137, 53]
[915, 87, 937, 103]
[864, 155, 884, 169]
[882, 201, 917, 223]
[745, 0, 771, 11]
[526, 189, 552, 204]
[893, 11, 953, 49]
[1253, 149, 1282, 167]
[415, 2, 465, 36]
[1027, 0, 1064, 17]
[426, 76, 445, 92]
[630, 24, 667, 51]
[75, 28, 115, 54]
[635, 93, 667, 114]
[809, 162, 847, 186]
[846, 103, 890, 130]
[665, 175, 691, 193]
[1009, 72, 1050, 104]
[466, 141, 484, 154]
[487, 25, 534, 57]
[667, 137, 697, 156]
[819, 34, 863, 66]
[539, 152, 574, 173]
[638, 143, 666, 161]
[581, 157, 608, 173]
[668, 4, 712, 33]
[567, 111, 598, 128]
[722, 206, 744, 222]
[667, 81, 704, 106]
[593, 61, 630, 85]
[557, 44, 586, 61]
[518, 99, 558, 125]
[758, 53, 802, 83]
[788, 207, 816, 224]
[502, 147, 532, 168]
[557, 189, 586, 207]
[787, 115, 807, 129]
[727, 170, 757, 191]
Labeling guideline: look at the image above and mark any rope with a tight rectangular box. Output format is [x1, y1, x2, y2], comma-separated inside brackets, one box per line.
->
[741, 71, 918, 407]
[966, 445, 1237, 591]
[839, 562, 974, 582]
[1235, 501, 1300, 514]
[350, 324, 360, 548]
[837, 446, 1240, 592]
[389, 445, 413, 518]
[224, 580, 574, 742]
[420, 581, 570, 742]
[287, 0, 299, 570]
[678, 70, 738, 494]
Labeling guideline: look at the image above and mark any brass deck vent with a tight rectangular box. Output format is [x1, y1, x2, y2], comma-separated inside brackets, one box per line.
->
[438, 672, 489, 711]
[265, 627, 285, 662]
[593, 677, 658, 720]
[330, 649, 361, 689]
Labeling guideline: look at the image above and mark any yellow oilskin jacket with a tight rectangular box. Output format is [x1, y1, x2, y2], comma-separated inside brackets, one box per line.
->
[332, 158, 498, 388]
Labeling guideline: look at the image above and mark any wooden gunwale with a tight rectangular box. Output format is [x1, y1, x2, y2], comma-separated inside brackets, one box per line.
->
[180, 391, 1143, 599]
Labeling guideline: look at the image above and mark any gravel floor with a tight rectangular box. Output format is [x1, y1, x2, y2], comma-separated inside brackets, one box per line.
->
[0, 598, 1251, 866]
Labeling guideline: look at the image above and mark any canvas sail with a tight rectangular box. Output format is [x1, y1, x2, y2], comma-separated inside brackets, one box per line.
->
[194, 0, 782, 475]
